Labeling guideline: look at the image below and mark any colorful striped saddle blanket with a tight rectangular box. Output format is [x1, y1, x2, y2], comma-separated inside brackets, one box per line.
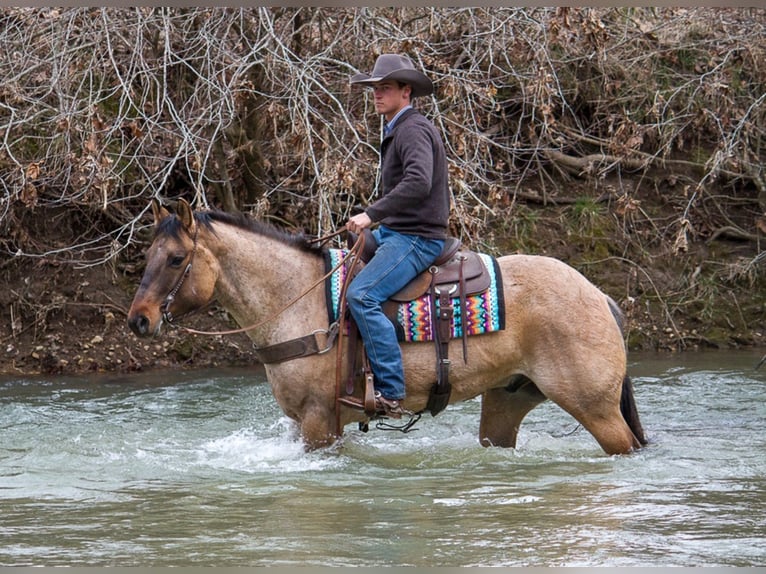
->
[323, 248, 505, 343]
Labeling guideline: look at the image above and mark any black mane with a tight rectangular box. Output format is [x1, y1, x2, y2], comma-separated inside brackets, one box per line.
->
[156, 208, 326, 255]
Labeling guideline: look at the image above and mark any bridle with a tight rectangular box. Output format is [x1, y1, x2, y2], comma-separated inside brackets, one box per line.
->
[160, 224, 199, 324]
[157, 226, 361, 338]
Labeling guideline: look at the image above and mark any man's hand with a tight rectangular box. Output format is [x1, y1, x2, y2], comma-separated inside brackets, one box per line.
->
[346, 212, 372, 234]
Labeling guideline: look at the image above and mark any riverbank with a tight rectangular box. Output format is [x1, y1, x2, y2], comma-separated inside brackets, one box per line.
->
[2, 185, 764, 377]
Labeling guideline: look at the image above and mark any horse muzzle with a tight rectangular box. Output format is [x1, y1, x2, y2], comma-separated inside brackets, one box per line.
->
[127, 310, 161, 337]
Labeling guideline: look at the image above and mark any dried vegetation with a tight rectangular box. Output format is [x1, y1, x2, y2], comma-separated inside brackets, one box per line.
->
[0, 7, 764, 366]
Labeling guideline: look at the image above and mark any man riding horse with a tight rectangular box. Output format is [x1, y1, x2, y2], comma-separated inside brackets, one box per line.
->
[344, 54, 450, 419]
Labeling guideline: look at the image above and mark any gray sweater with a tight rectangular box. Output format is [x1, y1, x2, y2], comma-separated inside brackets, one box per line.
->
[365, 108, 450, 240]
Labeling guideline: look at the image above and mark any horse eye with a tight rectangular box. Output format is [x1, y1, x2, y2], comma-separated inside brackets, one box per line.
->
[168, 255, 186, 268]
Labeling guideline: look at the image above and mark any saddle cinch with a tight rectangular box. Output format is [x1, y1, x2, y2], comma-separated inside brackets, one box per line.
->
[342, 229, 492, 418]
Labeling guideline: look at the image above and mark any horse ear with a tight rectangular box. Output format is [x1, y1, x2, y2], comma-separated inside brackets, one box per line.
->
[176, 198, 196, 234]
[151, 199, 170, 227]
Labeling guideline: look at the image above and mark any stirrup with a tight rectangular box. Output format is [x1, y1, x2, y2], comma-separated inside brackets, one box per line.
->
[337, 395, 366, 411]
[338, 392, 411, 420]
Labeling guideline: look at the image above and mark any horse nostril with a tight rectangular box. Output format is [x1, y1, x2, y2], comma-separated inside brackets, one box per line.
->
[128, 314, 150, 337]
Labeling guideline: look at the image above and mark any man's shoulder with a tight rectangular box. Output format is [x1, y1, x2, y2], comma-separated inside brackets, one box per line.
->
[398, 107, 426, 124]
[395, 109, 437, 136]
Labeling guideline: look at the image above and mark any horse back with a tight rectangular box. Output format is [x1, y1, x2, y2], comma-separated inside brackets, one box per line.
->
[496, 254, 625, 348]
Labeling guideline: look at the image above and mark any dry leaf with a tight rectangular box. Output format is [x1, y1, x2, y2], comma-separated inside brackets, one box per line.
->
[25, 163, 41, 180]
[20, 183, 38, 208]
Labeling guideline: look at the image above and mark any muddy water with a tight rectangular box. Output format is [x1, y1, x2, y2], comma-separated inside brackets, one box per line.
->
[1, 350, 764, 566]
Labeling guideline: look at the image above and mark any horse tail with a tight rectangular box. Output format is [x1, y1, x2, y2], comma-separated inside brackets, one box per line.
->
[606, 295, 648, 446]
[620, 374, 647, 445]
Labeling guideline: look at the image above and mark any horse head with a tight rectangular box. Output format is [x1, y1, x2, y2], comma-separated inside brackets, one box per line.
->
[127, 198, 218, 337]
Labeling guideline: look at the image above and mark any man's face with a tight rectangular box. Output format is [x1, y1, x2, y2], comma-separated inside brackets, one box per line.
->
[371, 81, 410, 120]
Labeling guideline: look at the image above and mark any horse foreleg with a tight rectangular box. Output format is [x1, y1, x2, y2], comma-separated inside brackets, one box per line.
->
[479, 378, 546, 448]
[299, 403, 342, 451]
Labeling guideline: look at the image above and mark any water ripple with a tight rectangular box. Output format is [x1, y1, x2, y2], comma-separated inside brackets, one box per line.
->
[1, 352, 765, 566]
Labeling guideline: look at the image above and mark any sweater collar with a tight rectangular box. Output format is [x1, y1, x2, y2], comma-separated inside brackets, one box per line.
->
[383, 105, 413, 137]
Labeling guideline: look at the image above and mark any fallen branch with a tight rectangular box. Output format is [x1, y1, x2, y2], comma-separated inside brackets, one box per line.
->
[513, 189, 612, 205]
[707, 225, 759, 243]
[543, 149, 647, 177]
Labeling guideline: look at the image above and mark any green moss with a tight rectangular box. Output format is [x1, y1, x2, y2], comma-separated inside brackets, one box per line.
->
[496, 205, 543, 252]
[570, 197, 605, 232]
[700, 326, 733, 347]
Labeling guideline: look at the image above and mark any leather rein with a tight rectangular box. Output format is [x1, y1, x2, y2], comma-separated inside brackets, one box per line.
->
[160, 226, 361, 361]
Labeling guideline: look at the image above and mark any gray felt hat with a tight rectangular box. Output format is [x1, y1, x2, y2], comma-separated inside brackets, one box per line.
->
[350, 54, 433, 98]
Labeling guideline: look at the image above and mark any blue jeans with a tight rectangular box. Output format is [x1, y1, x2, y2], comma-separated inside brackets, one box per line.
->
[346, 226, 445, 400]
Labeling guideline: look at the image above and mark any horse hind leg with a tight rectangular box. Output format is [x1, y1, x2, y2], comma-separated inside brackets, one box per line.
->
[564, 380, 644, 455]
[479, 375, 547, 448]
[577, 409, 643, 455]
[481, 374, 643, 454]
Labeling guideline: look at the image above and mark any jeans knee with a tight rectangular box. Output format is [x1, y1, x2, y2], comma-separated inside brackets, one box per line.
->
[346, 286, 375, 318]
[346, 284, 363, 309]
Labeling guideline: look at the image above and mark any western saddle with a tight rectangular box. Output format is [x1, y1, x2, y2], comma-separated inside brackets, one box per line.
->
[338, 229, 491, 419]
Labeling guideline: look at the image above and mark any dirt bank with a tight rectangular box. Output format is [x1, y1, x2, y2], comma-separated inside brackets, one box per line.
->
[1, 260, 260, 376]
[2, 180, 764, 377]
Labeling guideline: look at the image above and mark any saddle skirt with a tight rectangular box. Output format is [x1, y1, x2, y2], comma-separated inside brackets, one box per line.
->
[324, 247, 505, 343]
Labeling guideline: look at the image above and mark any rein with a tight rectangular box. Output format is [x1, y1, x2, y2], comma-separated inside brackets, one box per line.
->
[163, 227, 356, 338]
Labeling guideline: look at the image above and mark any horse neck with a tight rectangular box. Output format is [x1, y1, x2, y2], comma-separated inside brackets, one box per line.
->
[203, 221, 327, 345]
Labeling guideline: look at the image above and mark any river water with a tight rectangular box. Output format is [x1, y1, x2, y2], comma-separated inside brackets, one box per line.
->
[1, 350, 764, 567]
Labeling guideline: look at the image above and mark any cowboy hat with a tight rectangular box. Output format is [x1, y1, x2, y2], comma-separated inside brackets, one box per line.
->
[350, 54, 433, 98]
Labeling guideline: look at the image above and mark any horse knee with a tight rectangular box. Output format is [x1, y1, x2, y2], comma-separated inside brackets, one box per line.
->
[582, 414, 641, 455]
[300, 411, 340, 451]
[599, 433, 641, 455]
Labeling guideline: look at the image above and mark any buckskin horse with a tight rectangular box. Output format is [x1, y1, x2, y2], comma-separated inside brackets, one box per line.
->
[127, 199, 646, 454]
